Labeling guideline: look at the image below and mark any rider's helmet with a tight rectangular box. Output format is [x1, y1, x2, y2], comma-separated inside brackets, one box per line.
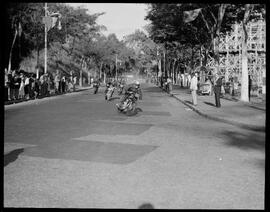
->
[135, 81, 140, 88]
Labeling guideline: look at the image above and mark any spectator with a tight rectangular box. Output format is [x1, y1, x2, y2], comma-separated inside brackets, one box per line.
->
[9, 71, 16, 100]
[34, 76, 40, 99]
[13, 71, 21, 100]
[90, 77, 94, 87]
[187, 73, 191, 88]
[44, 73, 49, 96]
[167, 77, 173, 95]
[4, 69, 10, 101]
[24, 73, 30, 99]
[73, 76, 77, 92]
[47, 74, 53, 96]
[214, 73, 223, 108]
[249, 75, 252, 101]
[190, 72, 198, 106]
[29, 74, 35, 99]
[19, 73, 25, 99]
[68, 79, 73, 92]
[61, 76, 66, 93]
[180, 73, 184, 87]
[54, 70, 61, 94]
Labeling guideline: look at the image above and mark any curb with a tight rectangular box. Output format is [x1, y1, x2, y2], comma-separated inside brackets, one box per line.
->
[158, 86, 265, 132]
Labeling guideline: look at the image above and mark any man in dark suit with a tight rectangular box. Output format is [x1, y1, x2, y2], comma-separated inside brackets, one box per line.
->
[214, 74, 223, 108]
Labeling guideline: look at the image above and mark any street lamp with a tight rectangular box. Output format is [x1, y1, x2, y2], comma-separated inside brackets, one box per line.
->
[115, 54, 118, 81]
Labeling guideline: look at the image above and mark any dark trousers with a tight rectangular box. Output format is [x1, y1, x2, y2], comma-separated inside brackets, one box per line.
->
[5, 87, 9, 101]
[214, 86, 221, 107]
[94, 86, 99, 94]
[62, 82, 65, 93]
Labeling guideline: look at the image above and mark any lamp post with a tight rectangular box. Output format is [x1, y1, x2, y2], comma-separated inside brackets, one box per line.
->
[44, 3, 48, 74]
[115, 54, 118, 80]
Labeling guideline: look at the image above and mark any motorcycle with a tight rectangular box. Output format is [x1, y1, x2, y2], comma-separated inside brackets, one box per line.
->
[93, 82, 99, 94]
[118, 83, 124, 95]
[105, 86, 115, 100]
[116, 90, 139, 115]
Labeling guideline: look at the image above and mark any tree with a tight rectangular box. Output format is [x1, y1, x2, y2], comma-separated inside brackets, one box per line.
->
[124, 29, 158, 76]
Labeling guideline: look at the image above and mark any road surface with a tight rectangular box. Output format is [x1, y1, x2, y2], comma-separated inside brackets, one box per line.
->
[4, 83, 265, 209]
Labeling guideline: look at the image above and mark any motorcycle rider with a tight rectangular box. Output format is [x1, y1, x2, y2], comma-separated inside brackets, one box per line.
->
[118, 79, 125, 95]
[120, 81, 142, 103]
[104, 82, 111, 100]
[93, 78, 100, 94]
[105, 82, 115, 100]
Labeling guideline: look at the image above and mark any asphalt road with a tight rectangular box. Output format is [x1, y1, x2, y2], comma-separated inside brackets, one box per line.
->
[4, 83, 265, 209]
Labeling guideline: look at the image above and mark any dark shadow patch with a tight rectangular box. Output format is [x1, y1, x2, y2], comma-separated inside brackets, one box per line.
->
[85, 122, 153, 136]
[221, 130, 265, 151]
[108, 97, 120, 101]
[4, 148, 24, 167]
[184, 100, 193, 105]
[126, 110, 138, 116]
[141, 102, 161, 107]
[24, 140, 158, 164]
[148, 94, 165, 98]
[203, 101, 216, 107]
[143, 87, 163, 93]
[136, 107, 143, 112]
[138, 203, 155, 209]
[254, 159, 265, 169]
[221, 96, 239, 102]
[141, 111, 171, 116]
[247, 104, 265, 111]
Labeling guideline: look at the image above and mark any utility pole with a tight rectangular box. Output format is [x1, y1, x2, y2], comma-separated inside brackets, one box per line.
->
[115, 54, 118, 80]
[80, 56, 83, 87]
[163, 49, 166, 78]
[44, 3, 48, 74]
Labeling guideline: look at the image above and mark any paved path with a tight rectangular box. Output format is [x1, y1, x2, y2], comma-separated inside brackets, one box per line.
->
[4, 83, 265, 209]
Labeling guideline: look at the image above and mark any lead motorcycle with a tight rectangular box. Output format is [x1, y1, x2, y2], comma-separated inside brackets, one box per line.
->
[116, 90, 139, 115]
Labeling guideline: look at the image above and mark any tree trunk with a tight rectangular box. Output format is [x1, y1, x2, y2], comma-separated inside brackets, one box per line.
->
[240, 4, 252, 102]
[164, 50, 167, 78]
[8, 29, 18, 72]
[99, 62, 103, 80]
[37, 48, 40, 68]
[240, 26, 249, 102]
[203, 47, 208, 66]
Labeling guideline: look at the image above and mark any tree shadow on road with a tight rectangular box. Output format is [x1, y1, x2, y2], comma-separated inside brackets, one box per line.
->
[4, 148, 24, 167]
[220, 130, 265, 151]
[143, 86, 162, 93]
[204, 101, 216, 107]
[108, 97, 120, 101]
[184, 100, 193, 105]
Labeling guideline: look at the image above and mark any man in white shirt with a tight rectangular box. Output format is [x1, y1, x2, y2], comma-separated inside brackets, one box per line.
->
[190, 72, 198, 106]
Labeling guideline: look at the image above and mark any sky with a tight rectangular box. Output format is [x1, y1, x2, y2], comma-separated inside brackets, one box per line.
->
[67, 3, 150, 41]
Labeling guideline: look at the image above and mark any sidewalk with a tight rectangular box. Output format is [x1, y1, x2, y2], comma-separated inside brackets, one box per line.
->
[161, 84, 265, 131]
[4, 85, 92, 106]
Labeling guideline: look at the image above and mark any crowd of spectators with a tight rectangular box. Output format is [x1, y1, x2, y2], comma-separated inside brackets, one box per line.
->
[4, 68, 78, 102]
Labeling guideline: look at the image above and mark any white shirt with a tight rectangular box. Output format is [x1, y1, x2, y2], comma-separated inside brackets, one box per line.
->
[25, 77, 30, 85]
[190, 76, 198, 91]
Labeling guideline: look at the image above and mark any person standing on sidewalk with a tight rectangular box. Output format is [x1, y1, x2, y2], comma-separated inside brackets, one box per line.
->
[249, 75, 252, 101]
[187, 73, 191, 88]
[214, 74, 223, 108]
[190, 72, 198, 106]
[18, 73, 25, 99]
